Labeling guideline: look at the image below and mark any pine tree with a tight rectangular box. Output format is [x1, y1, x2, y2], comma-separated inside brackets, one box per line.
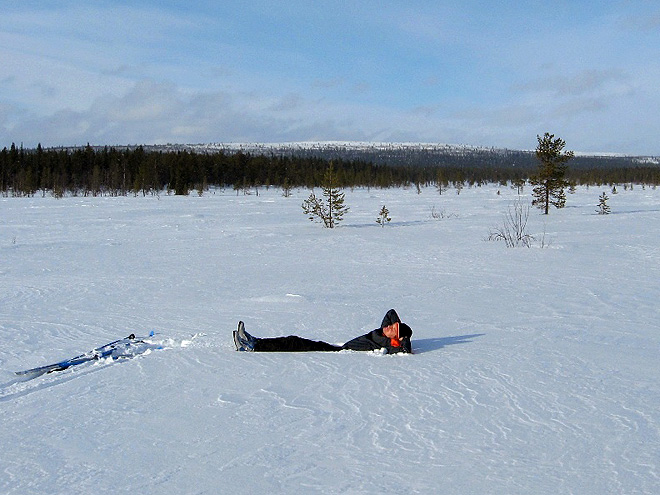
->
[281, 177, 292, 197]
[513, 178, 525, 195]
[597, 192, 610, 215]
[436, 170, 445, 195]
[301, 162, 349, 228]
[531, 133, 574, 214]
[376, 205, 391, 227]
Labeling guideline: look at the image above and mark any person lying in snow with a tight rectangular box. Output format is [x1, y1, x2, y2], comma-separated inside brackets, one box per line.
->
[233, 309, 412, 354]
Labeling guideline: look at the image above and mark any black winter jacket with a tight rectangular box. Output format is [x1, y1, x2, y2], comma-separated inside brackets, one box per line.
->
[341, 309, 412, 354]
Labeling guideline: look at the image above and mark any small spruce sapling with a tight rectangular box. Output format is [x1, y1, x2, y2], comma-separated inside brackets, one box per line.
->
[376, 205, 391, 227]
[301, 162, 349, 228]
[597, 192, 611, 215]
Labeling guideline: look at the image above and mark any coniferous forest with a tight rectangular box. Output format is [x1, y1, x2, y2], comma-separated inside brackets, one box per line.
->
[1, 143, 659, 197]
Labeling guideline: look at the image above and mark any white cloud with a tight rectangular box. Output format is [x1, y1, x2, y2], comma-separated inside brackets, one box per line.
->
[0, 35, 135, 115]
[0, 79, 443, 146]
[516, 69, 629, 97]
[3, 71, 658, 155]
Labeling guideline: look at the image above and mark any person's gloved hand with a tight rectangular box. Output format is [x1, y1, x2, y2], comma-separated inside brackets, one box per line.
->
[400, 336, 412, 354]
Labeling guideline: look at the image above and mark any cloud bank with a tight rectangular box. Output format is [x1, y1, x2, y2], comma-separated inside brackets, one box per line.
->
[1, 2, 659, 154]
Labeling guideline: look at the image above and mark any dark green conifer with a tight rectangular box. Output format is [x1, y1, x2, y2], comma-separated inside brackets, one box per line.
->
[597, 192, 611, 215]
[531, 133, 574, 214]
[301, 162, 349, 228]
[376, 205, 391, 227]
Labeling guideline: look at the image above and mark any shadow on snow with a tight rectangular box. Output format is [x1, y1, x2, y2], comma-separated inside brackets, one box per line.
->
[413, 334, 486, 354]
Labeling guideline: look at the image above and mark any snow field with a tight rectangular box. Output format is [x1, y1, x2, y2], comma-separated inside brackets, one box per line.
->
[1, 184, 659, 494]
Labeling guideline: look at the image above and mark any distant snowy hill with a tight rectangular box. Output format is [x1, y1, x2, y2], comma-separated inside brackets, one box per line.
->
[150, 141, 494, 154]
[144, 141, 531, 167]
[53, 141, 659, 169]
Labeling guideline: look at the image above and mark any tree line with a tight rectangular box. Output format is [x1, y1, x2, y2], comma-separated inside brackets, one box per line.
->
[1, 143, 659, 197]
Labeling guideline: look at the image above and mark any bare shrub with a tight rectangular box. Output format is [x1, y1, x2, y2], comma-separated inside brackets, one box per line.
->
[488, 200, 535, 248]
[429, 205, 457, 220]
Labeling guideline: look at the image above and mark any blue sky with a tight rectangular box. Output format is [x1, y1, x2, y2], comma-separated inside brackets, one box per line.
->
[1, 0, 659, 154]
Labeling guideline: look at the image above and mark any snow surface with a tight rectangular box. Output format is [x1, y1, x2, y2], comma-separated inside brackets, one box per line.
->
[1, 184, 659, 494]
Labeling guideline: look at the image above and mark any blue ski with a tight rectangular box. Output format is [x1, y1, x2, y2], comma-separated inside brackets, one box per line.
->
[15, 331, 155, 376]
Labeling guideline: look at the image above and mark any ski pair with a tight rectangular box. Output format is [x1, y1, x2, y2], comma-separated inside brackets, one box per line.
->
[15, 331, 154, 376]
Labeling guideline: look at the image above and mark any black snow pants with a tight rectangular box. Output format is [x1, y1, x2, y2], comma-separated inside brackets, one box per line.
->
[253, 335, 342, 352]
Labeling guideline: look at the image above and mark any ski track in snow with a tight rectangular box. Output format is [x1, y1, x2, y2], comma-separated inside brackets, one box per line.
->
[1, 186, 659, 494]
